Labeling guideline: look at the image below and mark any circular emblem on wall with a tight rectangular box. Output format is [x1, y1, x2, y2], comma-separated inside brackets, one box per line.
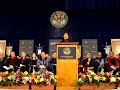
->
[50, 11, 68, 28]
[63, 47, 71, 55]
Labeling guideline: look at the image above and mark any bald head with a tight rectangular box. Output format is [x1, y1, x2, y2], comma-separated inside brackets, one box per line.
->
[97, 52, 102, 58]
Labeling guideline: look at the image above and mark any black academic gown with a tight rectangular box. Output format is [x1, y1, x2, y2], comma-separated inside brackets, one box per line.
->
[0, 57, 7, 72]
[83, 58, 98, 73]
[18, 57, 30, 72]
[6, 56, 18, 72]
[29, 59, 37, 73]
[49, 58, 56, 74]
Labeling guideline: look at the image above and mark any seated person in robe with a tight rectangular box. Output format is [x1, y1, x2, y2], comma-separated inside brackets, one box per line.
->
[29, 53, 39, 73]
[49, 51, 57, 74]
[83, 52, 98, 73]
[0, 52, 7, 72]
[5, 52, 18, 72]
[18, 52, 30, 72]
[37, 51, 50, 71]
[95, 52, 109, 72]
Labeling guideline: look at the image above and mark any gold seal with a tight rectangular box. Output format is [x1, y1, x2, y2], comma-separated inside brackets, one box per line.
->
[50, 11, 68, 28]
[63, 47, 71, 55]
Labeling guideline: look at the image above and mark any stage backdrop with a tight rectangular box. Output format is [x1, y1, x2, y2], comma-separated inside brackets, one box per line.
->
[82, 39, 98, 58]
[111, 39, 120, 55]
[49, 39, 61, 55]
[0, 40, 6, 56]
[19, 40, 34, 56]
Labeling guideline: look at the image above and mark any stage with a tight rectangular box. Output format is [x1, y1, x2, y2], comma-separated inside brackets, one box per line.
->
[0, 83, 119, 90]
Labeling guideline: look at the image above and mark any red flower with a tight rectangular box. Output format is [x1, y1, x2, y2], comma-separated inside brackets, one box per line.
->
[2, 74, 5, 78]
[31, 79, 34, 84]
[79, 73, 84, 76]
[46, 72, 52, 76]
[86, 77, 89, 81]
[8, 72, 11, 75]
[105, 78, 109, 82]
[6, 77, 8, 80]
[108, 75, 111, 78]
[85, 72, 88, 75]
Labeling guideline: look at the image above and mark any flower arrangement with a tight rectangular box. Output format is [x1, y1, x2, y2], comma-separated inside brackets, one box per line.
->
[78, 68, 120, 85]
[0, 71, 56, 86]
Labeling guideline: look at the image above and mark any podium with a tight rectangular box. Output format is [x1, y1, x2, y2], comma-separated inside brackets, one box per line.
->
[56, 42, 78, 90]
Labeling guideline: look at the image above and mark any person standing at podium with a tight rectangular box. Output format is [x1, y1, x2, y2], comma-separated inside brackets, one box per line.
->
[61, 32, 70, 42]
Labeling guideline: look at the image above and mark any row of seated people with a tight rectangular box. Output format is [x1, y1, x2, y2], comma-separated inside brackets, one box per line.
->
[0, 51, 119, 75]
[0, 51, 57, 74]
[78, 52, 120, 75]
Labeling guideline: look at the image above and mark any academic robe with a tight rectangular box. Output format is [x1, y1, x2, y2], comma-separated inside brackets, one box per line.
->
[107, 57, 118, 71]
[18, 57, 30, 72]
[83, 58, 98, 73]
[29, 59, 38, 73]
[0, 57, 7, 72]
[49, 58, 56, 74]
[6, 56, 18, 72]
[95, 57, 109, 72]
[37, 57, 49, 69]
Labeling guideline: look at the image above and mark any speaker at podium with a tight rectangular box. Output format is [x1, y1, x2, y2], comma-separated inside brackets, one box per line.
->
[56, 42, 79, 90]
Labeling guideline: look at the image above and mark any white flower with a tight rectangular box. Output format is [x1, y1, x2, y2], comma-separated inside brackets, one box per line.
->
[101, 77, 106, 81]
[22, 79, 27, 84]
[11, 75, 16, 80]
[89, 78, 92, 82]
[78, 78, 83, 82]
[110, 77, 116, 83]
[88, 70, 95, 75]
[16, 78, 20, 83]
[46, 79, 51, 85]
[40, 77, 44, 82]
[24, 77, 29, 81]
[50, 75, 55, 79]
[0, 77, 2, 82]
[8, 75, 12, 80]
[117, 77, 120, 81]
[94, 76, 100, 81]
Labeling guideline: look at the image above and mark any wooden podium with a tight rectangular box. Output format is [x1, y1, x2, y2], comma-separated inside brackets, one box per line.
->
[56, 42, 78, 90]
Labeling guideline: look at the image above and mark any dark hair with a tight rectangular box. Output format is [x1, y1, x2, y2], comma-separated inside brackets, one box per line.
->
[62, 32, 70, 42]
[85, 52, 90, 54]
[52, 51, 56, 54]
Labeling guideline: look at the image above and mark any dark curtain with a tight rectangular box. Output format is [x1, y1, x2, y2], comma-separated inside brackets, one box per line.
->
[0, 0, 120, 54]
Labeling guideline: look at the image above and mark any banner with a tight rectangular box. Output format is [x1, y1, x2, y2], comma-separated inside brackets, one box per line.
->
[49, 39, 61, 55]
[111, 39, 120, 55]
[82, 39, 98, 58]
[6, 46, 13, 56]
[0, 40, 6, 56]
[19, 40, 34, 56]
